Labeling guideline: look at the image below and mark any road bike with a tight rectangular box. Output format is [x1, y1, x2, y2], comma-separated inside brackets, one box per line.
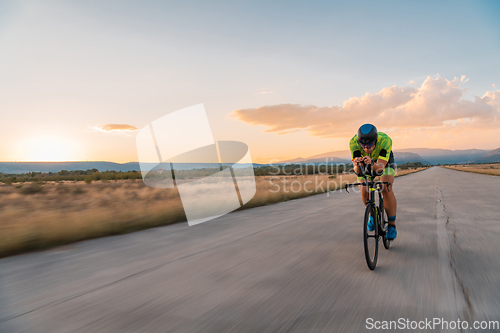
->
[345, 164, 391, 270]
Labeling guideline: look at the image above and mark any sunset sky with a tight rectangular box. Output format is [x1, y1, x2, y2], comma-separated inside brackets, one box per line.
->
[1, 0, 499, 163]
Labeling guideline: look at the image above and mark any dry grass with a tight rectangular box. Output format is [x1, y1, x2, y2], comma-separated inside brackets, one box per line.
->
[0, 180, 185, 257]
[241, 167, 427, 209]
[444, 164, 500, 177]
[0, 167, 427, 257]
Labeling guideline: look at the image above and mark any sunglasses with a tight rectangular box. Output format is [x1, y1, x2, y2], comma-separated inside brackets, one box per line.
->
[360, 141, 376, 149]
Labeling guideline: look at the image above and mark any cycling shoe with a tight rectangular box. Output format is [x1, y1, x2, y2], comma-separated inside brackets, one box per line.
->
[367, 216, 374, 232]
[386, 225, 397, 240]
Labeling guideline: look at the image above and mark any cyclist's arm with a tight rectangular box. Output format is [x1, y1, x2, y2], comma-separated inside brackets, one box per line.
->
[373, 159, 388, 174]
[352, 150, 363, 174]
[353, 157, 363, 174]
[373, 136, 392, 174]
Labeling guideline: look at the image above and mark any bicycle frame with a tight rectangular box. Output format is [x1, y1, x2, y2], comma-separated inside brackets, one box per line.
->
[345, 163, 392, 269]
[345, 164, 391, 238]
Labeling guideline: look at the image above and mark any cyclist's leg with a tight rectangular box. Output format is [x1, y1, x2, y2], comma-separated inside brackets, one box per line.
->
[359, 176, 375, 231]
[380, 170, 397, 225]
[357, 176, 369, 205]
[381, 151, 397, 225]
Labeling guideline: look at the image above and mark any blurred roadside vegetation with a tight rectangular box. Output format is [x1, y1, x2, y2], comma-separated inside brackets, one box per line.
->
[443, 162, 500, 176]
[0, 169, 142, 184]
[0, 165, 428, 258]
[0, 162, 429, 185]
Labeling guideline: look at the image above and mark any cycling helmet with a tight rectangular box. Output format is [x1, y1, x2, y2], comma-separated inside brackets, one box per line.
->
[357, 124, 378, 147]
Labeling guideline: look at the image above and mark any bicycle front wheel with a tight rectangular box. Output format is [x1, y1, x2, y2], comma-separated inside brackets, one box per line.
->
[364, 203, 378, 270]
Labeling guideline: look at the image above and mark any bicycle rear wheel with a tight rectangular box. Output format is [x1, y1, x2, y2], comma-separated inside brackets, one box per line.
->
[382, 227, 391, 249]
[363, 203, 378, 270]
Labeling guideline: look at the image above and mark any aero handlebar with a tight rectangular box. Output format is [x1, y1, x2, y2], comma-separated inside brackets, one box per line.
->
[345, 162, 391, 193]
[344, 181, 391, 193]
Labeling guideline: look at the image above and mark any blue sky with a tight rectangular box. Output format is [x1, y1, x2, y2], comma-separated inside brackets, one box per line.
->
[0, 0, 499, 162]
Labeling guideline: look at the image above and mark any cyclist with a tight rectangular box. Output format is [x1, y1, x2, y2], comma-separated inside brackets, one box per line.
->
[350, 124, 398, 240]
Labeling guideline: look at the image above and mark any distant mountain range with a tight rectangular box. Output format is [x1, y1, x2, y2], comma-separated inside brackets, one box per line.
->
[281, 156, 350, 164]
[471, 148, 500, 163]
[392, 152, 428, 164]
[0, 161, 258, 174]
[0, 162, 140, 174]
[396, 148, 490, 165]
[280, 148, 497, 165]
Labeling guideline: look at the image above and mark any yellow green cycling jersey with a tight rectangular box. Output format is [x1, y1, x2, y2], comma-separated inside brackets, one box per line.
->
[349, 132, 393, 162]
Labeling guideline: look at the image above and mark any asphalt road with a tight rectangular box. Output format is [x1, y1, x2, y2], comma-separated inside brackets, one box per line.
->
[1, 167, 499, 332]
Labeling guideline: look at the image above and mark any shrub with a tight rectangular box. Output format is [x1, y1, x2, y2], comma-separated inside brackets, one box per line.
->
[57, 184, 71, 194]
[73, 187, 86, 195]
[84, 175, 93, 184]
[20, 183, 44, 195]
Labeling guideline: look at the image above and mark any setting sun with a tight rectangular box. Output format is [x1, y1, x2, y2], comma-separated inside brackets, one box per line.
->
[18, 136, 81, 162]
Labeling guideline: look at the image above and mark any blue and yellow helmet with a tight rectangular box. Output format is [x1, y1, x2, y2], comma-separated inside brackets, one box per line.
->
[357, 124, 378, 146]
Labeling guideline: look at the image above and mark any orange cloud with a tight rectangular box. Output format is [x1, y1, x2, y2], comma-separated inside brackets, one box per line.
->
[230, 75, 500, 138]
[256, 90, 276, 95]
[95, 124, 138, 132]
